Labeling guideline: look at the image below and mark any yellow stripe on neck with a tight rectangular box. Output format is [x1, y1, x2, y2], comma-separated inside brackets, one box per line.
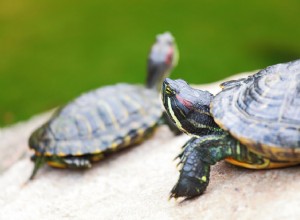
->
[167, 97, 188, 134]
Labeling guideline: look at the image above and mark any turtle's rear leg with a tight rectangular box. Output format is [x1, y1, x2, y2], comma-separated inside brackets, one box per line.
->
[29, 155, 92, 180]
[46, 156, 92, 169]
[29, 154, 46, 180]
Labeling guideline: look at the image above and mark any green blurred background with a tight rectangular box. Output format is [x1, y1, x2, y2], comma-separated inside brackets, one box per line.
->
[1, 0, 300, 127]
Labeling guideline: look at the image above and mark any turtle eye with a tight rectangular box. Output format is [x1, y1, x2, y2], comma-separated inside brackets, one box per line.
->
[165, 85, 174, 95]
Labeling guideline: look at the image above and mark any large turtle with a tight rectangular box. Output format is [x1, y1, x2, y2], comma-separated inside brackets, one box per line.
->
[29, 32, 180, 179]
[161, 59, 300, 199]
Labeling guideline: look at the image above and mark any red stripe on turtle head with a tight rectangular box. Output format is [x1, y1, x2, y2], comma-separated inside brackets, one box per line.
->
[166, 47, 174, 65]
[176, 94, 193, 109]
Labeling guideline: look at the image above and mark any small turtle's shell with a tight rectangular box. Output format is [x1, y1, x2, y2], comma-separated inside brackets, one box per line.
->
[211, 60, 300, 161]
[29, 84, 162, 156]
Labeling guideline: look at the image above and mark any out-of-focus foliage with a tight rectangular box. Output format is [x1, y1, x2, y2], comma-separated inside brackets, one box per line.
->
[1, 0, 300, 126]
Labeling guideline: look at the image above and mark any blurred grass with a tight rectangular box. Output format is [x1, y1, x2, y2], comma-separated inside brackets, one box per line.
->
[1, 0, 300, 126]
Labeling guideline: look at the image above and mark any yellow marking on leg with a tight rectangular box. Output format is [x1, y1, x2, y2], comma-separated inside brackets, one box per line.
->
[201, 176, 207, 182]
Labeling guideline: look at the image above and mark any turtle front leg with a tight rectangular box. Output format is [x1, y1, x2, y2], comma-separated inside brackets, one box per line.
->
[171, 134, 265, 199]
[170, 137, 211, 199]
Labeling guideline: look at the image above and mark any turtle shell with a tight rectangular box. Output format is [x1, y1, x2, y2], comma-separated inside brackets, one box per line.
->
[211, 60, 300, 161]
[29, 83, 162, 156]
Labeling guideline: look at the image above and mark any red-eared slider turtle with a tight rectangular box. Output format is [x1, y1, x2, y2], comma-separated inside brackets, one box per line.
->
[29, 32, 180, 179]
[162, 60, 300, 199]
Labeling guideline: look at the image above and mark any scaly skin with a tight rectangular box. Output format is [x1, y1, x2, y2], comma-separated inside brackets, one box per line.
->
[161, 78, 294, 199]
[170, 133, 266, 199]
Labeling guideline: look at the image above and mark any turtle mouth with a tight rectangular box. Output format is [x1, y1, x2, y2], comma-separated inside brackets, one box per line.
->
[162, 78, 177, 97]
[162, 78, 176, 111]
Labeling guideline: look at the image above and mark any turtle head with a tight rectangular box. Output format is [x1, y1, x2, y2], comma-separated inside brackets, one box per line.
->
[161, 78, 220, 136]
[146, 32, 179, 91]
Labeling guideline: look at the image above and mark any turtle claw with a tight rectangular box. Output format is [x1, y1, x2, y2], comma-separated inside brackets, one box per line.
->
[169, 176, 206, 199]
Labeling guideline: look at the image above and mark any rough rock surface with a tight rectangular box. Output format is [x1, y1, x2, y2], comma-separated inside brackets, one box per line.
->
[1, 73, 300, 220]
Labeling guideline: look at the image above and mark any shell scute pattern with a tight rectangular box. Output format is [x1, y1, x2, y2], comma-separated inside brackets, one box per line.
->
[212, 60, 300, 151]
[31, 84, 162, 156]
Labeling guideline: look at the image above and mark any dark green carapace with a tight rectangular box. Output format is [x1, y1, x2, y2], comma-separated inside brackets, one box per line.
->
[162, 60, 300, 199]
[29, 32, 180, 179]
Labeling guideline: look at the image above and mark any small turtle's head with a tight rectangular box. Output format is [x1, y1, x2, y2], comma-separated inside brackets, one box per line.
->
[161, 78, 219, 136]
[146, 32, 179, 91]
[28, 124, 53, 180]
[29, 124, 53, 153]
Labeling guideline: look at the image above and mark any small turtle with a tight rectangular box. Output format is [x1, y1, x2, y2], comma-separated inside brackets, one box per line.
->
[162, 60, 300, 199]
[29, 32, 180, 179]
